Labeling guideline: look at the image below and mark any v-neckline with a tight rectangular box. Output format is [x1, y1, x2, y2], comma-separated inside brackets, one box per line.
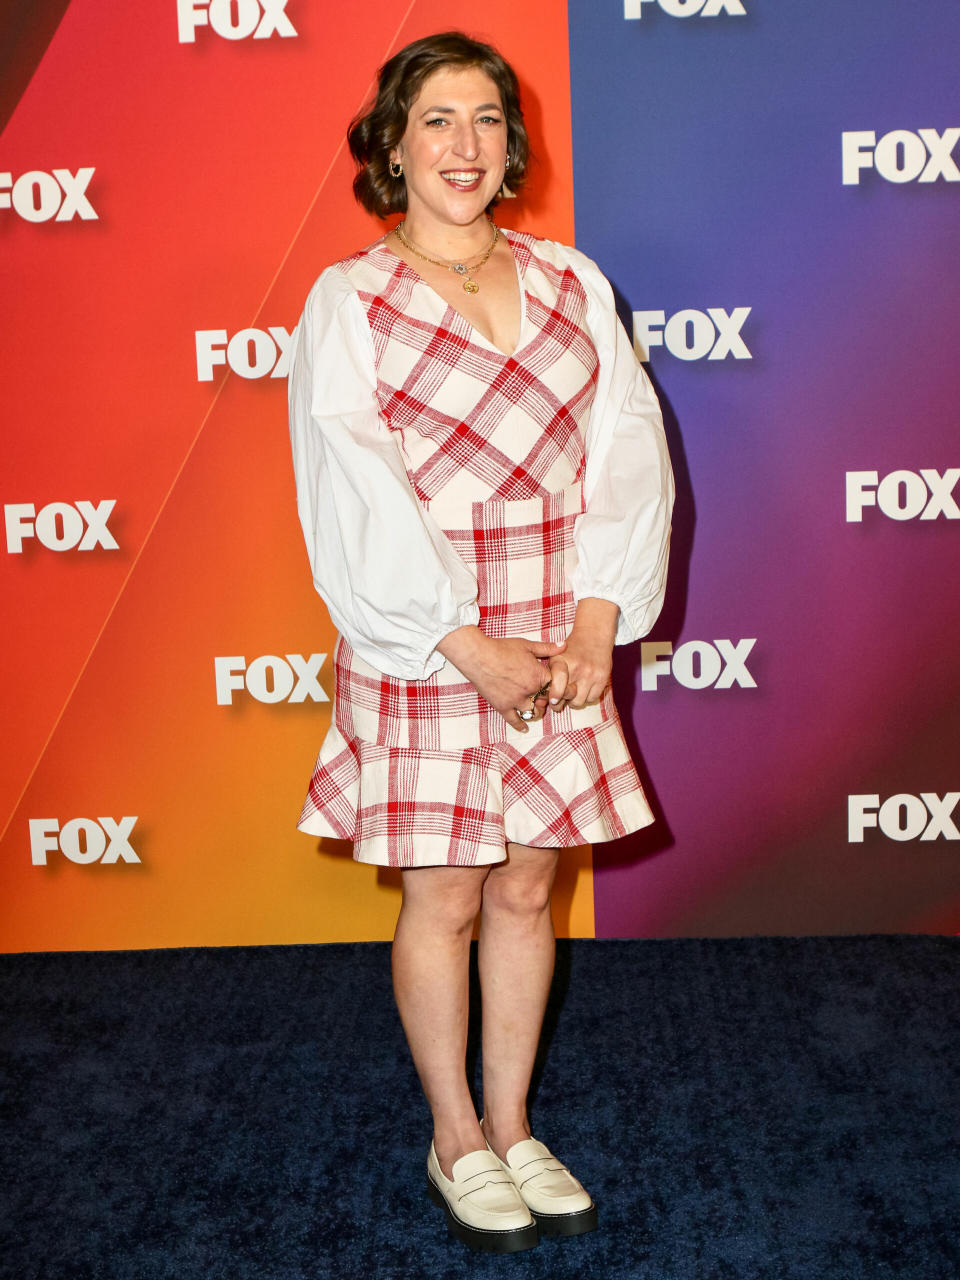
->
[381, 228, 527, 360]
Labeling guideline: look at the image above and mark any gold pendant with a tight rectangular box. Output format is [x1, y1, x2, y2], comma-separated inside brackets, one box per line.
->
[462, 279, 480, 294]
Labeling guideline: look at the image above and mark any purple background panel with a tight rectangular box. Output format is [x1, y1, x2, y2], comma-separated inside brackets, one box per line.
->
[567, 0, 960, 936]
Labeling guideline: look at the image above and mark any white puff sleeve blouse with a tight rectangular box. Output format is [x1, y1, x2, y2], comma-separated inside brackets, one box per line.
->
[560, 244, 675, 646]
[288, 242, 674, 679]
[288, 268, 481, 681]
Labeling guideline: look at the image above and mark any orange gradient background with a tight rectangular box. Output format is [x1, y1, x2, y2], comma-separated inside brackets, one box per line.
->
[0, 0, 594, 951]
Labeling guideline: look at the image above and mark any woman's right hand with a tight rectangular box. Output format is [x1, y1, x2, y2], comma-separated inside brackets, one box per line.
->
[436, 626, 565, 732]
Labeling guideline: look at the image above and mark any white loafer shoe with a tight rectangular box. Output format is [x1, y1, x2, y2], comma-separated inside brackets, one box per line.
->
[492, 1136, 598, 1237]
[426, 1142, 539, 1252]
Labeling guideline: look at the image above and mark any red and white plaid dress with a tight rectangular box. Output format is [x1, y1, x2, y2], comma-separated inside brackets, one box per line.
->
[291, 230, 658, 867]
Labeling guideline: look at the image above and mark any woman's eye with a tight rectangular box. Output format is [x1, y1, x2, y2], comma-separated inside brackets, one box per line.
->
[425, 117, 447, 128]
[478, 116, 502, 126]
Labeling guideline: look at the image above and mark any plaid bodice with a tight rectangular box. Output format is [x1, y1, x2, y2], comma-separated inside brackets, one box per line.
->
[331, 231, 614, 750]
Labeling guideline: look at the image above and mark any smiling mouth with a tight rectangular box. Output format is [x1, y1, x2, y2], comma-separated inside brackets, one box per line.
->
[440, 170, 485, 190]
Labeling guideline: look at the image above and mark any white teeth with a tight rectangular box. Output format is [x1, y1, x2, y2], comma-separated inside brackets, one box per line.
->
[442, 171, 482, 182]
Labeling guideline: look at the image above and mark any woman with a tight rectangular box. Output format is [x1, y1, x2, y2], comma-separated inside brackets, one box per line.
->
[288, 31, 673, 1253]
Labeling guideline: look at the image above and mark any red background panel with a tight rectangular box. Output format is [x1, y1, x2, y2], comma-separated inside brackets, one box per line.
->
[1, 0, 593, 951]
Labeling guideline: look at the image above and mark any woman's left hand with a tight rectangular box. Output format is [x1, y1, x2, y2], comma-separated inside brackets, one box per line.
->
[546, 597, 619, 710]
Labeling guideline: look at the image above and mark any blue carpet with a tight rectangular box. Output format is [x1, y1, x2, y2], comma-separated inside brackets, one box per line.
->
[1, 937, 958, 1279]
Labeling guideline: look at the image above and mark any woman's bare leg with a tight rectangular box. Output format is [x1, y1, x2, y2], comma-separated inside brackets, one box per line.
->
[392, 864, 491, 1178]
[477, 842, 560, 1160]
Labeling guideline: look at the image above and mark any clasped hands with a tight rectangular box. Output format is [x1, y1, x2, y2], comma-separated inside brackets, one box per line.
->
[437, 598, 619, 733]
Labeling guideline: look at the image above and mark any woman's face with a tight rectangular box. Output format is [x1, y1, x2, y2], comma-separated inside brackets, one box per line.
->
[392, 65, 508, 235]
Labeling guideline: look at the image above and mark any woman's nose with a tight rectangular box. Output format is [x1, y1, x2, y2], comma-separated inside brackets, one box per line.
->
[453, 124, 480, 159]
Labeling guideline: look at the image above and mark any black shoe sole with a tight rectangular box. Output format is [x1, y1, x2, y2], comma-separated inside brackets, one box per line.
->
[531, 1202, 599, 1238]
[426, 1174, 540, 1253]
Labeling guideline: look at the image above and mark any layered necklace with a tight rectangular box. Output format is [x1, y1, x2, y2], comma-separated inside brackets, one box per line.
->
[394, 218, 499, 294]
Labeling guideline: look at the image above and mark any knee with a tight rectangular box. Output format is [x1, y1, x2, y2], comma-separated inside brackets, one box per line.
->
[435, 888, 485, 936]
[482, 867, 554, 920]
[401, 870, 486, 936]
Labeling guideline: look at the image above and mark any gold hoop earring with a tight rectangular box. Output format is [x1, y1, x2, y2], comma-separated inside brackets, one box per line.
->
[389, 160, 403, 178]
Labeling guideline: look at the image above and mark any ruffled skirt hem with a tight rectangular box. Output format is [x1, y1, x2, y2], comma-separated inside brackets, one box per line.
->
[297, 717, 653, 868]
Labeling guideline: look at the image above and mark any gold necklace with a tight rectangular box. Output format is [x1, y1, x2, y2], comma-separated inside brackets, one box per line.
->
[394, 219, 499, 294]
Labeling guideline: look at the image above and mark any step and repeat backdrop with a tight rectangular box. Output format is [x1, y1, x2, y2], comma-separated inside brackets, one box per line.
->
[2, 1, 958, 951]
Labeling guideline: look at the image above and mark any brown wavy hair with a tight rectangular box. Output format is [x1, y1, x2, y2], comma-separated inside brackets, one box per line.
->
[348, 31, 530, 218]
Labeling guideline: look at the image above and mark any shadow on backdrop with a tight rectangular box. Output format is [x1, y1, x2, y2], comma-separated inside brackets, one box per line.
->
[591, 280, 696, 873]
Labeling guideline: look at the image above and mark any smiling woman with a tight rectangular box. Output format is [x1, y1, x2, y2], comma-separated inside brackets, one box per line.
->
[287, 30, 674, 1255]
[347, 31, 530, 217]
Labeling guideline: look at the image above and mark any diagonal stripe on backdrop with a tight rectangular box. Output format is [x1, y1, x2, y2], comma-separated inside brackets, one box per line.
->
[0, 0, 71, 137]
